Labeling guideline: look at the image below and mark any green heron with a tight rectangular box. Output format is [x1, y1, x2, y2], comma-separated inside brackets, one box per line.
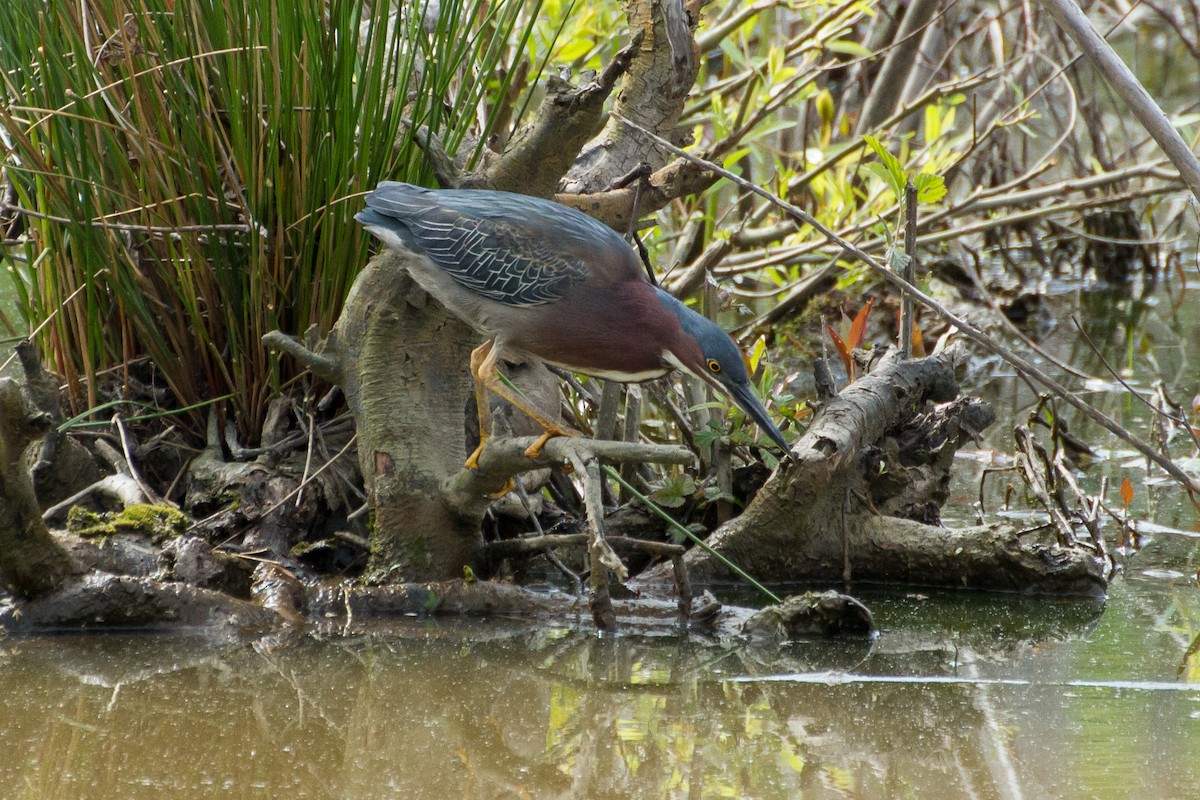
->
[356, 182, 790, 468]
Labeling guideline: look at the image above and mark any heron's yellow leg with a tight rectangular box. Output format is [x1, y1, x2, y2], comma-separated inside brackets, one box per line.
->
[465, 341, 581, 468]
[464, 340, 496, 471]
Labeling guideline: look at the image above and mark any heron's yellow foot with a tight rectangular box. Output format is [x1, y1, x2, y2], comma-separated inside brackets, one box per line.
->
[464, 438, 487, 470]
[522, 426, 582, 459]
[489, 477, 516, 498]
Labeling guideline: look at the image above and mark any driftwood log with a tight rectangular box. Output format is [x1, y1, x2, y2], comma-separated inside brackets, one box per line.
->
[638, 346, 1107, 597]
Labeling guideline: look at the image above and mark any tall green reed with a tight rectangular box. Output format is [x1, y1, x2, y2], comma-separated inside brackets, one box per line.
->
[0, 0, 544, 443]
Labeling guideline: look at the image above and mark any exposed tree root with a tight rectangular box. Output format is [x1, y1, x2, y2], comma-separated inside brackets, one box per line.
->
[0, 360, 78, 598]
[4, 573, 277, 632]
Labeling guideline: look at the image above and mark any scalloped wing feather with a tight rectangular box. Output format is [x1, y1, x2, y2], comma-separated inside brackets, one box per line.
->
[361, 183, 641, 307]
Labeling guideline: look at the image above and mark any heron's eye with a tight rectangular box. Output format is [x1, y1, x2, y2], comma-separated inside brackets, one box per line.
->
[706, 358, 721, 373]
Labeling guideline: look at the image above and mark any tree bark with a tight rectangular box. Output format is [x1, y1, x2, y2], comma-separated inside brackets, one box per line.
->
[561, 0, 702, 195]
[0, 377, 76, 598]
[459, 44, 638, 197]
[320, 251, 486, 581]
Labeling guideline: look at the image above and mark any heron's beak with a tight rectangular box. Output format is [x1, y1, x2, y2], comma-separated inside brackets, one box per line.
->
[726, 381, 794, 461]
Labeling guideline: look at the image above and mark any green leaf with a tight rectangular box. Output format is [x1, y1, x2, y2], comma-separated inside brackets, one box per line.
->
[825, 39, 872, 58]
[887, 249, 912, 272]
[702, 486, 738, 505]
[913, 172, 947, 204]
[862, 135, 906, 197]
[747, 335, 768, 374]
[694, 426, 727, 448]
[722, 147, 752, 169]
[649, 475, 697, 509]
[924, 105, 942, 142]
[862, 162, 900, 199]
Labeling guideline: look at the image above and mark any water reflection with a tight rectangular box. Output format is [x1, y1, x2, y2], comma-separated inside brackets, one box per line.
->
[2, 589, 1195, 800]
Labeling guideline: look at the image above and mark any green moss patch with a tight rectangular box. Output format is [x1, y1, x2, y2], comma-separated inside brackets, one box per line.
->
[67, 503, 189, 543]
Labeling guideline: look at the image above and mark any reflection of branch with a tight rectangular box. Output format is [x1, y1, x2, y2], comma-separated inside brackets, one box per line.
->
[1180, 632, 1200, 678]
[962, 659, 1028, 800]
[1071, 315, 1200, 454]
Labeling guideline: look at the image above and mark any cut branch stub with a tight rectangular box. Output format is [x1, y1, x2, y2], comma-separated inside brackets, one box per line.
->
[562, 0, 701, 195]
[458, 35, 642, 197]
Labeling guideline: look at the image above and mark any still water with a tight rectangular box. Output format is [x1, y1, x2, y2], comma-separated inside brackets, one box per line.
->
[2, 283, 1198, 798]
[0, 572, 1197, 800]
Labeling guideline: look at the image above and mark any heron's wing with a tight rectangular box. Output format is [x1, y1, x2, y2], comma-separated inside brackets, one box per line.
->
[362, 183, 634, 307]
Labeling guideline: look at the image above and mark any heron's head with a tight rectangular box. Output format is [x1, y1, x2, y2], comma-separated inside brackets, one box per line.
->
[656, 289, 792, 459]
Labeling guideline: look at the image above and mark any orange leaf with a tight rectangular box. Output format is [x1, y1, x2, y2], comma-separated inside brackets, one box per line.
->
[911, 322, 925, 357]
[847, 296, 875, 350]
[826, 323, 852, 378]
[1120, 477, 1134, 509]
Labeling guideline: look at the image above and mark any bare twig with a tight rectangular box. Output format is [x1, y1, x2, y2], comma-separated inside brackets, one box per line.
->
[1038, 0, 1200, 201]
[1013, 426, 1077, 546]
[569, 450, 624, 630]
[248, 433, 358, 523]
[901, 181, 918, 357]
[614, 114, 1200, 496]
[111, 413, 161, 505]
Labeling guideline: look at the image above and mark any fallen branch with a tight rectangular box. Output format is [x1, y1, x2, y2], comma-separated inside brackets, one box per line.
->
[631, 343, 1106, 597]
